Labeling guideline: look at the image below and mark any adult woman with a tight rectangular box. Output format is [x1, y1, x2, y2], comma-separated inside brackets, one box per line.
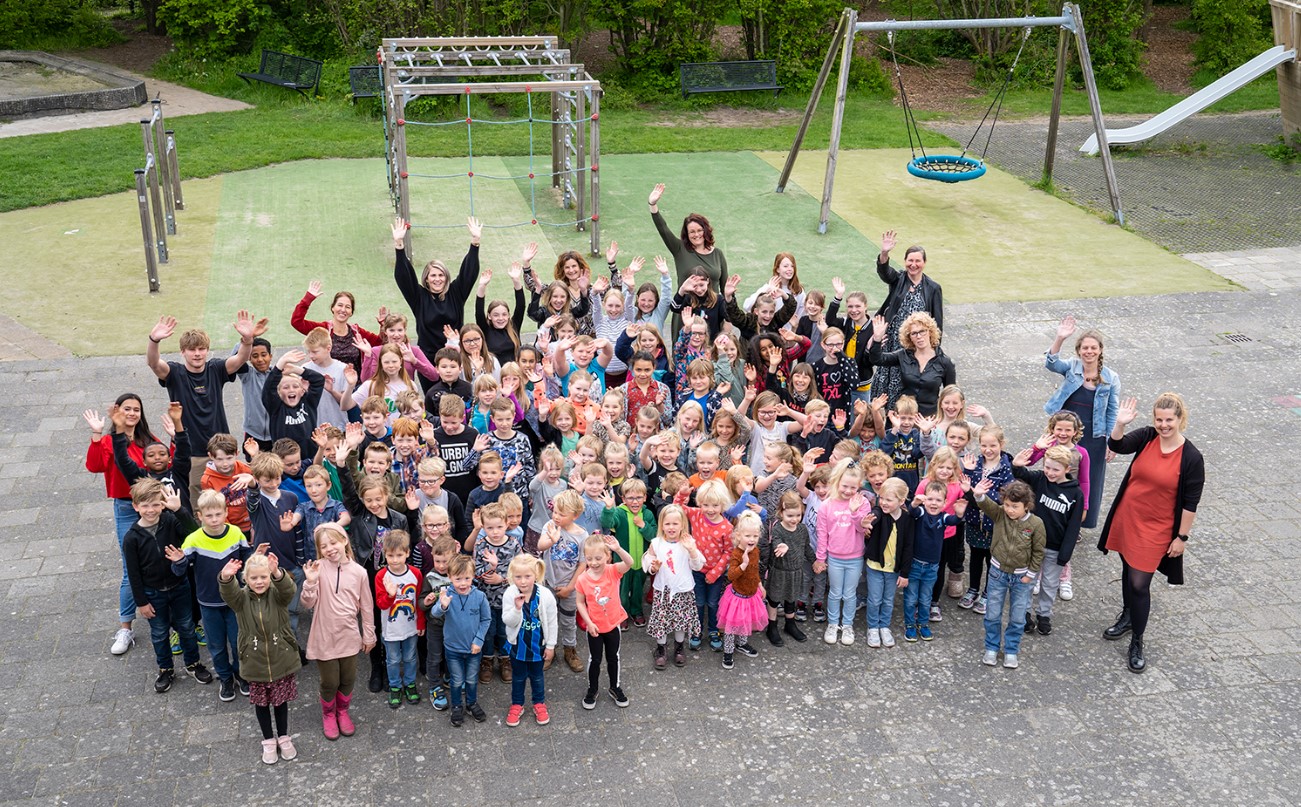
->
[648, 183, 729, 339]
[83, 394, 164, 656]
[550, 250, 596, 336]
[742, 252, 805, 320]
[873, 230, 944, 410]
[392, 216, 482, 385]
[1045, 315, 1119, 529]
[475, 262, 527, 367]
[291, 282, 381, 373]
[1098, 394, 1204, 674]
[867, 312, 956, 416]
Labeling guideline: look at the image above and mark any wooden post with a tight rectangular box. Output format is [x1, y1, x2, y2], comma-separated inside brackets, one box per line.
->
[1271, 0, 1301, 136]
[135, 169, 160, 292]
[1070, 2, 1125, 225]
[576, 88, 587, 231]
[776, 9, 850, 193]
[393, 92, 412, 247]
[141, 121, 168, 263]
[818, 8, 857, 234]
[165, 130, 184, 211]
[1043, 26, 1069, 184]
[589, 88, 601, 255]
[552, 91, 562, 190]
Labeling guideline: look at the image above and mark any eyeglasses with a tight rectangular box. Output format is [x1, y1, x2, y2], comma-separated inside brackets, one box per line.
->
[908, 330, 929, 337]
[824, 342, 844, 349]
[462, 336, 482, 344]
[417, 478, 440, 486]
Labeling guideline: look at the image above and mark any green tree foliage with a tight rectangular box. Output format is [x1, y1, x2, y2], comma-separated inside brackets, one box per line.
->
[737, 0, 848, 90]
[0, 0, 122, 50]
[1076, 0, 1148, 90]
[591, 0, 730, 92]
[1190, 0, 1272, 75]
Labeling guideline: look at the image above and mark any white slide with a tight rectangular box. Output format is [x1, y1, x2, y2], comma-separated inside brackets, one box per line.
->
[1080, 44, 1297, 155]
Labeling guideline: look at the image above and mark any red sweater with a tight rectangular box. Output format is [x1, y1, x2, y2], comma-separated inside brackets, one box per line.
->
[683, 506, 732, 584]
[86, 434, 150, 499]
[291, 293, 382, 345]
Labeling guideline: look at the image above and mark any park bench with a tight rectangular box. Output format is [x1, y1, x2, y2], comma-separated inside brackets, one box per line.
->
[679, 60, 783, 99]
[238, 50, 323, 96]
[349, 65, 383, 101]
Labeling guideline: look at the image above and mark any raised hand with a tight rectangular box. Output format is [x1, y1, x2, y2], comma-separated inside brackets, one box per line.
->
[601, 488, 616, 509]
[279, 510, 296, 531]
[163, 489, 182, 511]
[966, 403, 991, 420]
[419, 419, 436, 445]
[109, 404, 128, 432]
[384, 574, 398, 597]
[307, 279, 323, 298]
[680, 306, 694, 329]
[739, 549, 749, 570]
[303, 559, 319, 584]
[725, 273, 742, 298]
[828, 277, 847, 301]
[479, 266, 493, 287]
[1116, 397, 1139, 426]
[351, 332, 371, 354]
[343, 365, 358, 388]
[1056, 315, 1077, 341]
[267, 552, 280, 578]
[439, 588, 452, 609]
[443, 324, 458, 344]
[774, 542, 788, 558]
[391, 217, 409, 245]
[149, 315, 177, 344]
[871, 394, 888, 412]
[233, 310, 264, 341]
[466, 216, 483, 244]
[871, 314, 888, 342]
[244, 436, 261, 457]
[973, 477, 993, 497]
[605, 240, 619, 265]
[730, 444, 746, 464]
[507, 261, 523, 284]
[1034, 434, 1054, 450]
[833, 409, 848, 431]
[82, 409, 105, 434]
[648, 183, 665, 207]
[880, 229, 898, 254]
[1013, 448, 1034, 467]
[593, 276, 610, 296]
[473, 434, 490, 452]
[221, 558, 243, 580]
[653, 255, 669, 275]
[962, 451, 978, 471]
[804, 447, 825, 465]
[163, 544, 185, 562]
[520, 241, 538, 265]
[915, 414, 935, 434]
[344, 421, 364, 449]
[854, 398, 868, 417]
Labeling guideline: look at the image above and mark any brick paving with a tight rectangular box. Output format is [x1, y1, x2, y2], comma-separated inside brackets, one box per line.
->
[1, 267, 1299, 805]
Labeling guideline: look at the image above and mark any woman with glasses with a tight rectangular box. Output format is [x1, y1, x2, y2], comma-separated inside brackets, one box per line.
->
[867, 312, 955, 417]
[872, 230, 944, 412]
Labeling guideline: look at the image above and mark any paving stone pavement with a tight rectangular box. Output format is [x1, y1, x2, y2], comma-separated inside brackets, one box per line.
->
[1, 280, 1299, 806]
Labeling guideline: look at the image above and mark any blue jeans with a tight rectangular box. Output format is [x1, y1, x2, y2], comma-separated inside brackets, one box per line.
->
[199, 604, 240, 681]
[902, 560, 939, 627]
[692, 570, 726, 636]
[486, 607, 507, 657]
[510, 656, 546, 705]
[113, 499, 137, 624]
[864, 567, 899, 630]
[287, 567, 305, 635]
[984, 566, 1034, 654]
[825, 556, 863, 627]
[383, 635, 418, 688]
[144, 583, 200, 669]
[445, 649, 482, 707]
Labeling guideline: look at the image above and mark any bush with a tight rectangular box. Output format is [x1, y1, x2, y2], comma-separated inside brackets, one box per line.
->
[0, 0, 122, 50]
[1190, 0, 1272, 75]
[592, 0, 730, 93]
[158, 0, 274, 58]
[736, 0, 846, 91]
[1075, 0, 1148, 90]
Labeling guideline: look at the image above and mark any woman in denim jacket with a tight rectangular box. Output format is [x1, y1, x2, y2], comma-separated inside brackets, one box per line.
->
[1044, 316, 1119, 529]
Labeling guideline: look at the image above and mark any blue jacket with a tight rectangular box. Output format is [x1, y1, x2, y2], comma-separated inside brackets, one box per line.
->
[1043, 352, 1120, 439]
[432, 587, 492, 654]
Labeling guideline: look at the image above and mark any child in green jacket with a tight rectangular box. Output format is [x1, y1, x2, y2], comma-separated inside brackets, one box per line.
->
[600, 478, 657, 627]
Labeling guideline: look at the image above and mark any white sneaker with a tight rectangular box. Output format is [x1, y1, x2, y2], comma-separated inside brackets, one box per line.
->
[880, 628, 895, 648]
[1033, 577, 1042, 595]
[839, 626, 855, 646]
[110, 628, 135, 655]
[982, 650, 998, 666]
[867, 628, 881, 648]
[823, 625, 839, 645]
[1059, 580, 1074, 600]
[1003, 653, 1020, 669]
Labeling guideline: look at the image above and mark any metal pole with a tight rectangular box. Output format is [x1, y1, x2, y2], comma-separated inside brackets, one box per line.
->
[1043, 26, 1069, 184]
[151, 103, 175, 235]
[135, 169, 160, 292]
[856, 14, 1071, 32]
[394, 92, 412, 243]
[575, 88, 586, 232]
[819, 8, 857, 234]
[777, 9, 850, 194]
[589, 88, 601, 255]
[141, 121, 168, 262]
[1070, 2, 1125, 224]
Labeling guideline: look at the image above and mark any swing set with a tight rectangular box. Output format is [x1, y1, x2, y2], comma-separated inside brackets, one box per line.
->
[777, 3, 1126, 232]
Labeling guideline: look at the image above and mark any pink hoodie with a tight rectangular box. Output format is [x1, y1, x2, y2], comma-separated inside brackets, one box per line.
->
[300, 558, 376, 661]
[815, 497, 873, 562]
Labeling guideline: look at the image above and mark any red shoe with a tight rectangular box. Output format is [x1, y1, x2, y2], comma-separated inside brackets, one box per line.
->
[506, 704, 525, 727]
[533, 703, 550, 725]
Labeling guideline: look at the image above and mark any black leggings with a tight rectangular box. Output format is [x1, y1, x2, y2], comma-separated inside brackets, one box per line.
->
[255, 702, 289, 739]
[767, 598, 796, 614]
[1120, 557, 1156, 638]
[586, 629, 621, 690]
[968, 546, 991, 594]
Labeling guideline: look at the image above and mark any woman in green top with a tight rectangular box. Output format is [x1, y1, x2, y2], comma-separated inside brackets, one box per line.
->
[649, 183, 729, 340]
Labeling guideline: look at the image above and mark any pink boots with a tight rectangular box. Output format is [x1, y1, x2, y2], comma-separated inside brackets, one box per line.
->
[320, 698, 339, 740]
[335, 693, 356, 736]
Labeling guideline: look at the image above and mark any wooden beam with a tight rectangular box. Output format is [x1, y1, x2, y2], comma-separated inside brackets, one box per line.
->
[395, 79, 600, 96]
[1070, 2, 1125, 225]
[819, 8, 857, 234]
[777, 9, 849, 194]
[392, 63, 585, 77]
[1043, 26, 1069, 184]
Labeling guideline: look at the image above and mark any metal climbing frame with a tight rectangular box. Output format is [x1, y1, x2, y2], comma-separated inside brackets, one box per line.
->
[379, 37, 603, 254]
[777, 3, 1125, 230]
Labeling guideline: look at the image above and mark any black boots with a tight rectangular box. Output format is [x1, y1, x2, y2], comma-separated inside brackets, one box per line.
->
[1127, 636, 1146, 673]
[783, 618, 807, 643]
[765, 620, 785, 647]
[1103, 608, 1132, 640]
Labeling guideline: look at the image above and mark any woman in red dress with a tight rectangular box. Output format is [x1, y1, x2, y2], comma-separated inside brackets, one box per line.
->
[1097, 393, 1205, 673]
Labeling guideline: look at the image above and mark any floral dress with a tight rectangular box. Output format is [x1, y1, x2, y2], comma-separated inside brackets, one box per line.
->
[962, 451, 1015, 550]
[880, 282, 927, 412]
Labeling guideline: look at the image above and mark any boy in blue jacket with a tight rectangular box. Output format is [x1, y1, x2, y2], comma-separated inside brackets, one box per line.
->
[431, 554, 492, 728]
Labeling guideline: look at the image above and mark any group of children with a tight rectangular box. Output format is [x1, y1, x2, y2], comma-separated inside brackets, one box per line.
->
[90, 236, 1091, 763]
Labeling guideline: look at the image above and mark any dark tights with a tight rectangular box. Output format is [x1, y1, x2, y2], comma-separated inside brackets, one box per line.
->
[1120, 557, 1155, 638]
[586, 629, 621, 691]
[255, 702, 289, 740]
[968, 547, 991, 594]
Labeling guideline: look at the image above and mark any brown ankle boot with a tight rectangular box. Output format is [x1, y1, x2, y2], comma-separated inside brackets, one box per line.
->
[564, 644, 583, 672]
[498, 656, 513, 682]
[478, 655, 494, 684]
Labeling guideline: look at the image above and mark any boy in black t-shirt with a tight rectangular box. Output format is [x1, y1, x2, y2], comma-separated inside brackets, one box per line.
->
[432, 394, 479, 506]
[262, 349, 326, 460]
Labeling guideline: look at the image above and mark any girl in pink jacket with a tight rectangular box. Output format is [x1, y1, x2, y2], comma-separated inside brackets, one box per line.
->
[814, 459, 875, 647]
[300, 523, 377, 741]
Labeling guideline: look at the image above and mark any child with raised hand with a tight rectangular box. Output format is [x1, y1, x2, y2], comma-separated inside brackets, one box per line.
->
[111, 401, 191, 513]
[576, 534, 634, 708]
[473, 502, 522, 684]
[1011, 445, 1084, 636]
[881, 395, 925, 491]
[864, 477, 915, 649]
[1023, 410, 1091, 601]
[430, 554, 492, 727]
[590, 389, 632, 446]
[502, 555, 559, 727]
[466, 398, 535, 511]
[786, 362, 819, 414]
[300, 523, 375, 739]
[959, 425, 1016, 615]
[262, 349, 326, 460]
[202, 433, 254, 532]
[475, 260, 529, 367]
[418, 536, 460, 709]
[814, 458, 875, 646]
[672, 401, 708, 474]
[915, 446, 964, 623]
[374, 529, 425, 709]
[642, 504, 705, 670]
[796, 465, 832, 623]
[303, 327, 353, 430]
[218, 550, 301, 764]
[716, 511, 769, 670]
[723, 464, 767, 522]
[236, 337, 276, 454]
[536, 490, 588, 674]
[755, 442, 803, 520]
[963, 476, 1045, 670]
[601, 478, 656, 628]
[170, 490, 252, 702]
[904, 481, 967, 642]
[761, 491, 815, 646]
[673, 479, 735, 652]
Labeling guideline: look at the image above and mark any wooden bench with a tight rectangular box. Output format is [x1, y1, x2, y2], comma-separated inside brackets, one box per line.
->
[238, 50, 323, 96]
[349, 65, 383, 101]
[679, 60, 783, 99]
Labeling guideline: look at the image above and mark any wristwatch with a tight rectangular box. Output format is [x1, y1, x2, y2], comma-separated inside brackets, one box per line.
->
[1175, 534, 1189, 542]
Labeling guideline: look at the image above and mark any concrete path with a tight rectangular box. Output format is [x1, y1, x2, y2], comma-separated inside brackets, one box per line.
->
[1, 280, 1298, 805]
[0, 66, 249, 139]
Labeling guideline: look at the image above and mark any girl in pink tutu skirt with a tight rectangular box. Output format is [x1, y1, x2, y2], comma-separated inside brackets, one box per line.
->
[717, 511, 770, 670]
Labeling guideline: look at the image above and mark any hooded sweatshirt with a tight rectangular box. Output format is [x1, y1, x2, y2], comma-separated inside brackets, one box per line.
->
[1011, 466, 1085, 564]
[299, 557, 376, 661]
